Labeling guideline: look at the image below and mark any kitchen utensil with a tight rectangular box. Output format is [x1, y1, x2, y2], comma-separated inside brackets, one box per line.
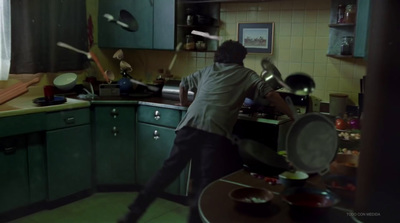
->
[56, 42, 110, 83]
[281, 187, 340, 218]
[103, 13, 129, 29]
[113, 49, 124, 60]
[229, 187, 274, 211]
[0, 77, 40, 105]
[119, 10, 139, 32]
[236, 138, 290, 176]
[278, 171, 309, 188]
[120, 61, 133, 72]
[130, 79, 159, 92]
[168, 42, 183, 72]
[191, 30, 222, 41]
[260, 58, 315, 95]
[286, 113, 338, 175]
[53, 73, 77, 91]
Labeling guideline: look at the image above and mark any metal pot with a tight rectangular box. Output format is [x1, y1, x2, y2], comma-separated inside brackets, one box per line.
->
[236, 139, 290, 176]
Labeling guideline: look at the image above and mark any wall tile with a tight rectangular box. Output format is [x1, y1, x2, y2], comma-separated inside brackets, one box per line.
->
[303, 36, 315, 49]
[303, 23, 317, 36]
[302, 50, 315, 63]
[280, 10, 292, 23]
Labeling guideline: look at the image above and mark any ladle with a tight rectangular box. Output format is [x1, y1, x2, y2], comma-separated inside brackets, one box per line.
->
[261, 58, 315, 95]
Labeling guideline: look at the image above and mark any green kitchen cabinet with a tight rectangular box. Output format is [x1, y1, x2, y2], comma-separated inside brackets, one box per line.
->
[27, 132, 46, 204]
[45, 109, 92, 201]
[98, 0, 175, 50]
[93, 105, 136, 186]
[353, 0, 371, 58]
[0, 135, 30, 214]
[136, 105, 189, 196]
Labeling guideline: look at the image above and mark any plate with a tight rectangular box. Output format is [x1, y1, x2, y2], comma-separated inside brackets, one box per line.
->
[33, 96, 67, 106]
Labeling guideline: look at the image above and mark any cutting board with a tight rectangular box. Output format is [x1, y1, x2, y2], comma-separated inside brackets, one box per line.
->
[0, 77, 40, 105]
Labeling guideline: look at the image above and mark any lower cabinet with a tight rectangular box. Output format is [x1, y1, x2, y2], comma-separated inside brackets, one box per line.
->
[93, 105, 136, 186]
[136, 122, 189, 196]
[46, 125, 91, 201]
[0, 135, 30, 214]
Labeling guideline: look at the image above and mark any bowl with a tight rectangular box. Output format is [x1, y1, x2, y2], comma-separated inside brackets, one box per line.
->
[53, 73, 77, 91]
[323, 175, 356, 202]
[281, 187, 340, 218]
[229, 187, 274, 211]
[279, 171, 309, 188]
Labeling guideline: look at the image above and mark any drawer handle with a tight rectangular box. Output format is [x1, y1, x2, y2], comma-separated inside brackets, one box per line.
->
[111, 108, 119, 118]
[64, 117, 75, 124]
[153, 130, 160, 140]
[112, 126, 119, 137]
[154, 110, 161, 120]
[3, 147, 16, 155]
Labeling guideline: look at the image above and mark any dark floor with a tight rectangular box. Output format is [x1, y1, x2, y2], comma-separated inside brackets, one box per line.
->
[8, 192, 189, 223]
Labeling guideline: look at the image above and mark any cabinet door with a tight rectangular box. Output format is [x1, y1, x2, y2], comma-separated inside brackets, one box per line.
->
[94, 106, 136, 185]
[136, 123, 187, 195]
[153, 0, 175, 50]
[27, 132, 47, 204]
[353, 0, 371, 58]
[0, 136, 30, 214]
[46, 125, 92, 201]
[98, 0, 153, 49]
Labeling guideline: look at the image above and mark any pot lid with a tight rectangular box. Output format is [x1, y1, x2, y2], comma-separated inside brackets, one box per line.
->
[286, 113, 338, 174]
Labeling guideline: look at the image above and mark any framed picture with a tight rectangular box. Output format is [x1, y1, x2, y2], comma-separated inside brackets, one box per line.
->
[238, 23, 274, 54]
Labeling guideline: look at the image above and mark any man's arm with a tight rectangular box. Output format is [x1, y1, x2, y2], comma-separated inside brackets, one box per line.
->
[265, 91, 295, 120]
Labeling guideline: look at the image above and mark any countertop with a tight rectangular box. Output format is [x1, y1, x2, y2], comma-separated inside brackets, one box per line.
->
[199, 169, 358, 223]
[0, 87, 91, 118]
[0, 88, 290, 126]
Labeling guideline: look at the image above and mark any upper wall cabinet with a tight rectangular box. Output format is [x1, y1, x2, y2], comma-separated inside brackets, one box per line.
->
[327, 0, 370, 58]
[98, 0, 175, 50]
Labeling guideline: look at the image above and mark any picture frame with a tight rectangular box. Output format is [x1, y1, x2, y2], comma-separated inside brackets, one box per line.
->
[237, 22, 274, 54]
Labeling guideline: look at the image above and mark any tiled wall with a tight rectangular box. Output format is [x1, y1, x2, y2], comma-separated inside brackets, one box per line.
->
[89, 0, 366, 105]
[217, 0, 366, 104]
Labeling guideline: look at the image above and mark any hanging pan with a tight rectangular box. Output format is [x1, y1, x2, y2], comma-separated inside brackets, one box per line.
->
[285, 97, 338, 175]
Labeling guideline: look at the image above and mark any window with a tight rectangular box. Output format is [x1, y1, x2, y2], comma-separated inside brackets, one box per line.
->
[0, 0, 11, 80]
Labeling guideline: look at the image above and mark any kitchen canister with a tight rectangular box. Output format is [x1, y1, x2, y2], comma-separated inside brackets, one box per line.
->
[329, 93, 348, 117]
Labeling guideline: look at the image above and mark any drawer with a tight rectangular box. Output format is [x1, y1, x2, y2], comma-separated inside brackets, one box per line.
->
[46, 108, 90, 130]
[137, 105, 181, 128]
[0, 113, 45, 137]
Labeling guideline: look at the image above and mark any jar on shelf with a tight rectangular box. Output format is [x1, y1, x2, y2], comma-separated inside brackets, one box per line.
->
[344, 4, 357, 24]
[340, 36, 354, 55]
[337, 4, 345, 23]
[185, 34, 195, 50]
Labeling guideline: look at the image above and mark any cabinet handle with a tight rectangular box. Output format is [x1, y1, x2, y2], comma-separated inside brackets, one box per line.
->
[64, 117, 75, 124]
[3, 147, 16, 155]
[154, 110, 161, 120]
[112, 126, 119, 136]
[153, 130, 160, 140]
[111, 108, 119, 118]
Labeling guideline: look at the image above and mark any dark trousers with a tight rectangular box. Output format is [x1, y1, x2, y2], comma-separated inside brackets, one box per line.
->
[128, 126, 243, 223]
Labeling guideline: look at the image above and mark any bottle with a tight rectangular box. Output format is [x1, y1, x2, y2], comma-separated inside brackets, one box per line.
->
[185, 35, 195, 50]
[118, 70, 133, 96]
[340, 36, 354, 55]
[344, 4, 357, 24]
[337, 4, 345, 23]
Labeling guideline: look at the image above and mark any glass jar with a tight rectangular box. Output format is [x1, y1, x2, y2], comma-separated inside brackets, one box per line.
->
[344, 4, 357, 24]
[185, 35, 195, 50]
[337, 4, 345, 23]
[340, 36, 354, 55]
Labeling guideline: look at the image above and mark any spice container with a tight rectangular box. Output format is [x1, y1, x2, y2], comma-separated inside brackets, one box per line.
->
[344, 4, 357, 24]
[340, 36, 354, 55]
[185, 35, 195, 50]
[329, 93, 348, 117]
[337, 4, 345, 23]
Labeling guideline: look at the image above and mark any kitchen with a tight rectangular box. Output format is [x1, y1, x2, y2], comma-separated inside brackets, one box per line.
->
[0, 0, 399, 222]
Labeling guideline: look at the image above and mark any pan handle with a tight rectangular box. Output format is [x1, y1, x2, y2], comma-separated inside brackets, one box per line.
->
[285, 96, 298, 120]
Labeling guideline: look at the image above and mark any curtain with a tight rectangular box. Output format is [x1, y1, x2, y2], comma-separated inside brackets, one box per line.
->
[0, 0, 11, 80]
[10, 0, 87, 74]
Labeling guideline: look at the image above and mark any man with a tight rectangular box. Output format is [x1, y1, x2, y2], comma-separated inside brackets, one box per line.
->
[118, 40, 294, 223]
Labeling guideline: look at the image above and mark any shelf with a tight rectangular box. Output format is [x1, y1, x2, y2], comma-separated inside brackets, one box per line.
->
[177, 24, 219, 28]
[327, 54, 354, 58]
[329, 23, 356, 27]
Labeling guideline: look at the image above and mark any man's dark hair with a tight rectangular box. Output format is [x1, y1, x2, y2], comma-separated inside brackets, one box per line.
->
[214, 40, 247, 66]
